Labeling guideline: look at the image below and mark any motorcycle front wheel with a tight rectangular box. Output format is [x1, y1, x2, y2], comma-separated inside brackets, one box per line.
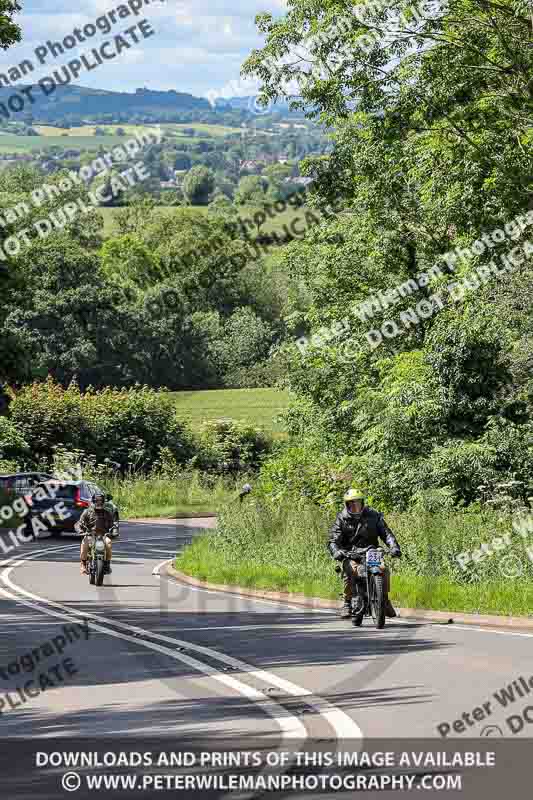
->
[370, 573, 386, 629]
[89, 563, 95, 585]
[95, 559, 105, 586]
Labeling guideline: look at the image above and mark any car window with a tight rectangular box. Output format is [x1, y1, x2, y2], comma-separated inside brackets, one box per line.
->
[82, 483, 93, 500]
[35, 483, 76, 499]
[14, 477, 32, 492]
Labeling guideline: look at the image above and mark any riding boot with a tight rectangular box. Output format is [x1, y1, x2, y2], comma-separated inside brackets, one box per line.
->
[104, 560, 112, 575]
[340, 567, 352, 618]
[385, 595, 397, 618]
[80, 560, 88, 575]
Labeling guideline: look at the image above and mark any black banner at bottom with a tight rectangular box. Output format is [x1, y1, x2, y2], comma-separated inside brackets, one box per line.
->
[0, 737, 530, 798]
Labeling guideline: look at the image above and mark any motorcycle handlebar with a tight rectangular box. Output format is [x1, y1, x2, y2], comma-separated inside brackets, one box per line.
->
[344, 546, 387, 559]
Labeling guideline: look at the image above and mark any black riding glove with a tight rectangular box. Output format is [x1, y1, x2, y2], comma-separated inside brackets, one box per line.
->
[334, 549, 347, 561]
[389, 546, 401, 558]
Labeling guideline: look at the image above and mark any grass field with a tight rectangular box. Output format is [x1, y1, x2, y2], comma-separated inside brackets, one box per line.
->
[105, 472, 236, 519]
[164, 123, 240, 137]
[0, 133, 132, 152]
[100, 203, 318, 239]
[32, 123, 239, 138]
[168, 388, 289, 438]
[0, 123, 224, 154]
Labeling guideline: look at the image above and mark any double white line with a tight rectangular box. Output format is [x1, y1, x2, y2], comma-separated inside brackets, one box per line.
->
[0, 542, 363, 744]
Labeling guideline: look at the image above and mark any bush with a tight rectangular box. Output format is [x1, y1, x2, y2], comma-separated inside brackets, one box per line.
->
[0, 417, 29, 465]
[9, 379, 195, 473]
[194, 419, 271, 475]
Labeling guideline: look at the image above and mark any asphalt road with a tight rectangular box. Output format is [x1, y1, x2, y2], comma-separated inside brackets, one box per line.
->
[0, 519, 532, 796]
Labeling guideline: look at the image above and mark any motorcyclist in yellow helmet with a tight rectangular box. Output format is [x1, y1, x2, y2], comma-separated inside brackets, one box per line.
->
[328, 488, 401, 620]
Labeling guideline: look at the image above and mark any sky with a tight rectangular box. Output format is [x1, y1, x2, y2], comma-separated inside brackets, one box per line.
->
[0, 0, 287, 99]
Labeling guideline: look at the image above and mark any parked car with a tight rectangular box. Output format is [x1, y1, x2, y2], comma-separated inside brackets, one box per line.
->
[27, 480, 120, 538]
[0, 472, 53, 506]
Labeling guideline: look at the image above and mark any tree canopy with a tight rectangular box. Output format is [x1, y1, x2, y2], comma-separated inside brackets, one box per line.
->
[243, 0, 533, 509]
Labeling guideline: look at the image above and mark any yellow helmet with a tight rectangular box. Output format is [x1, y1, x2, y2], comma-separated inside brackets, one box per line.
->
[344, 488, 365, 504]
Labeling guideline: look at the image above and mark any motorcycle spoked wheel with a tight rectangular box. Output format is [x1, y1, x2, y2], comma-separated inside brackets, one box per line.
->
[369, 573, 386, 629]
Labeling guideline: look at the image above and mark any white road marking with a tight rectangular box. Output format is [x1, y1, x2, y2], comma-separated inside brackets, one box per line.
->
[0, 543, 363, 739]
[444, 623, 533, 638]
[153, 558, 172, 576]
[156, 561, 533, 638]
[0, 545, 305, 741]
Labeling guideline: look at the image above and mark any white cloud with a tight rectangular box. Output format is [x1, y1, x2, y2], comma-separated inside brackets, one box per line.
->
[0, 0, 285, 97]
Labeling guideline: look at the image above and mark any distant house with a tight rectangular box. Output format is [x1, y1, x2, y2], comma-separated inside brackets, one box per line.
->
[240, 160, 264, 171]
[160, 180, 177, 189]
[284, 176, 314, 186]
[40, 160, 57, 173]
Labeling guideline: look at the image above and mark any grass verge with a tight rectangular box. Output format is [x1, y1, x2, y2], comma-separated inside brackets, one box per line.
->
[175, 501, 533, 618]
[106, 473, 235, 519]
[0, 473, 237, 526]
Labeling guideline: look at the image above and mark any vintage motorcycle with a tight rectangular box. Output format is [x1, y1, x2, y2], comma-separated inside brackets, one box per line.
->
[346, 545, 387, 629]
[86, 524, 118, 587]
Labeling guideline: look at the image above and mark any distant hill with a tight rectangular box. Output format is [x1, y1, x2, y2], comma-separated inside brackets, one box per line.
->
[217, 96, 307, 116]
[0, 84, 212, 123]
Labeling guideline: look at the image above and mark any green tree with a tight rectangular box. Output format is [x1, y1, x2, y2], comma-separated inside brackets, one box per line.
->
[234, 175, 268, 205]
[182, 165, 215, 205]
[239, 0, 533, 508]
[101, 234, 160, 289]
[0, 1, 21, 49]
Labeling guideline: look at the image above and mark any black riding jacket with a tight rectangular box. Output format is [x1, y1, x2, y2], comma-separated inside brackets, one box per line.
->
[328, 506, 400, 559]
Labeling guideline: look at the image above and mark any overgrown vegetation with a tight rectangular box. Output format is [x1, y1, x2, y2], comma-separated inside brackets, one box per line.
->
[176, 501, 533, 616]
[0, 381, 271, 477]
[176, 0, 533, 617]
[240, 0, 533, 510]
